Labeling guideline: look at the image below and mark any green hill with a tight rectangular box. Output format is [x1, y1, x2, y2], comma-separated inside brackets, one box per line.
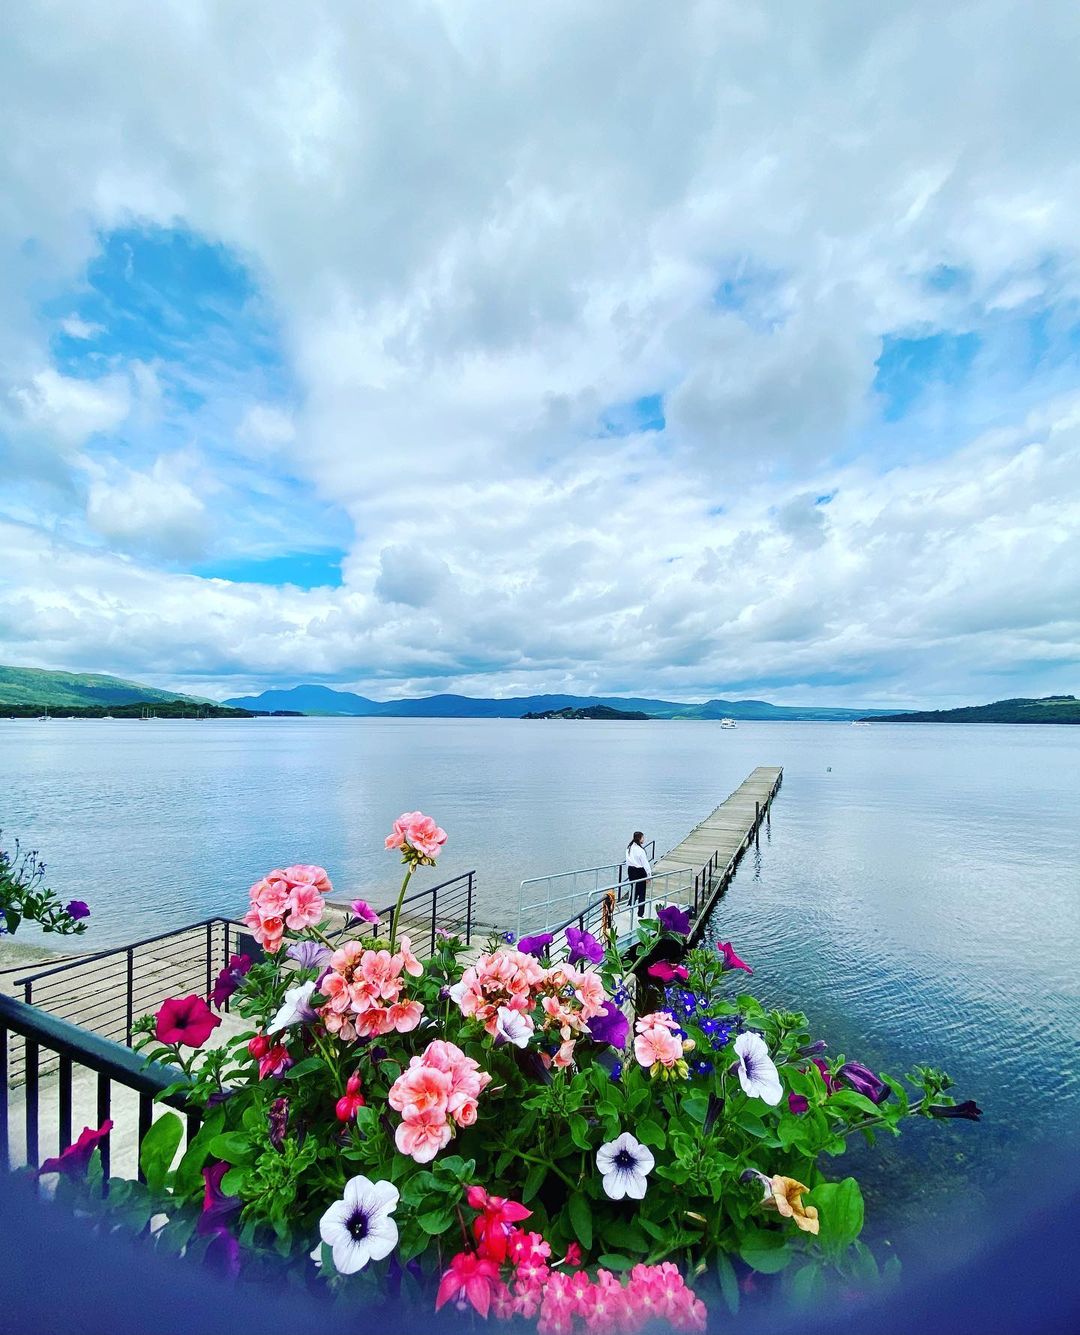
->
[0, 665, 209, 709]
[862, 695, 1080, 724]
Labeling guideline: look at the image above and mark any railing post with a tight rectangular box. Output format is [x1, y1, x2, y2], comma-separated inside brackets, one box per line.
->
[205, 921, 213, 998]
[25, 1039, 39, 1169]
[430, 890, 438, 957]
[466, 873, 474, 946]
[0, 1025, 8, 1172]
[125, 948, 134, 1047]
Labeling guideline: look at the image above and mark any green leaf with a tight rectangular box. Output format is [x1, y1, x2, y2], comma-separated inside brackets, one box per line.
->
[714, 1251, 740, 1313]
[636, 1118, 667, 1148]
[417, 1207, 457, 1234]
[283, 1055, 324, 1081]
[139, 1111, 184, 1190]
[208, 1132, 256, 1165]
[789, 1261, 826, 1306]
[809, 1177, 864, 1248]
[738, 1228, 793, 1274]
[596, 1253, 633, 1271]
[568, 1112, 591, 1150]
[172, 1110, 225, 1199]
[567, 1191, 593, 1252]
[522, 1158, 547, 1204]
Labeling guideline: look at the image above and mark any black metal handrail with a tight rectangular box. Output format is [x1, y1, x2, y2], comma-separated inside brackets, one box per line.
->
[0, 992, 192, 1179]
[13, 871, 477, 1054]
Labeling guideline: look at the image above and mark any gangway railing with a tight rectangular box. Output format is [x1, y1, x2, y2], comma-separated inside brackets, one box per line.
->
[516, 841, 654, 936]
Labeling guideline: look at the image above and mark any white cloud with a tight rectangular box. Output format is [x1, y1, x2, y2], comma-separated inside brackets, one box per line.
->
[0, 2, 1078, 702]
[59, 314, 104, 339]
[84, 454, 210, 560]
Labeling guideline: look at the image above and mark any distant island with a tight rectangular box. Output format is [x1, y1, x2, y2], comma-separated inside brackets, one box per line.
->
[521, 705, 650, 721]
[860, 695, 1080, 724]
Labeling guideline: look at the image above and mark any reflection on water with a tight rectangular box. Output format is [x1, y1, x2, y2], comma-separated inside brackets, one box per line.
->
[2, 716, 1078, 1271]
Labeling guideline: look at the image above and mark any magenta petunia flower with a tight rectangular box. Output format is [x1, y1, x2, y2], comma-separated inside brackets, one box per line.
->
[646, 961, 689, 983]
[39, 1120, 113, 1178]
[349, 899, 381, 925]
[155, 994, 221, 1047]
[198, 1161, 241, 1235]
[717, 941, 753, 973]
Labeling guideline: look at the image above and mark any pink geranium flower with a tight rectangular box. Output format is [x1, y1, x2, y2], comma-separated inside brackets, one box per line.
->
[155, 995, 221, 1047]
[385, 810, 447, 862]
[285, 882, 325, 930]
[281, 864, 332, 895]
[395, 1108, 454, 1163]
[633, 1023, 684, 1069]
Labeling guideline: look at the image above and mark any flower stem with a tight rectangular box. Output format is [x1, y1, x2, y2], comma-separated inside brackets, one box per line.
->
[499, 1142, 578, 1191]
[388, 865, 413, 953]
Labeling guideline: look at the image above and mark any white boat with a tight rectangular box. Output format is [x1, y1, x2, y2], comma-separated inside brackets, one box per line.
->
[719, 717, 737, 729]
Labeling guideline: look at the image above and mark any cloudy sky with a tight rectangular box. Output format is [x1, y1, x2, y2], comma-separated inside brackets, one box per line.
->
[2, 1, 1079, 708]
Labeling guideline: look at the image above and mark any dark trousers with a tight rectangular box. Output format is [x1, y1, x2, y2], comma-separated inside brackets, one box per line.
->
[628, 866, 648, 918]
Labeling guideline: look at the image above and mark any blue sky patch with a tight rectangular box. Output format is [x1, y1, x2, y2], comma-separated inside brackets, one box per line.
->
[600, 393, 665, 436]
[193, 550, 346, 589]
[873, 330, 981, 421]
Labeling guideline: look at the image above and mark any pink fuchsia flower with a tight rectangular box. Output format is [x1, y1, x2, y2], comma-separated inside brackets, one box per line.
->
[336, 1073, 365, 1122]
[646, 961, 689, 983]
[349, 899, 380, 924]
[38, 1120, 113, 1178]
[385, 810, 447, 862]
[466, 1186, 532, 1263]
[733, 1031, 783, 1105]
[436, 1251, 502, 1318]
[257, 1043, 292, 1080]
[155, 994, 221, 1047]
[210, 953, 252, 1008]
[563, 1242, 583, 1268]
[717, 940, 753, 973]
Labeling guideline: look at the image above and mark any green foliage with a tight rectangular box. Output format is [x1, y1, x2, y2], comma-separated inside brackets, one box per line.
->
[62, 905, 975, 1321]
[0, 833, 89, 936]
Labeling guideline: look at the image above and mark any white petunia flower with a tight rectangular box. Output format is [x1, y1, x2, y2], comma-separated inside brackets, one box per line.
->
[595, 1131, 655, 1200]
[495, 1006, 534, 1048]
[733, 1031, 783, 1105]
[268, 979, 318, 1033]
[318, 1175, 400, 1274]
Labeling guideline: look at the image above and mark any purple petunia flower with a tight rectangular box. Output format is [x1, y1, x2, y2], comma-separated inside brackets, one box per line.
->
[198, 1161, 242, 1236]
[267, 1096, 290, 1150]
[287, 939, 332, 972]
[203, 1227, 242, 1279]
[566, 927, 603, 965]
[656, 904, 691, 937]
[211, 953, 252, 1008]
[837, 1060, 889, 1104]
[64, 900, 91, 921]
[587, 1000, 629, 1050]
[788, 1093, 810, 1115]
[796, 1039, 828, 1059]
[517, 932, 554, 959]
[928, 1100, 982, 1121]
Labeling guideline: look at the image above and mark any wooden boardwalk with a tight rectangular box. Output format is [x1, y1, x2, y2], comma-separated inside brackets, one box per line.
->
[650, 765, 783, 942]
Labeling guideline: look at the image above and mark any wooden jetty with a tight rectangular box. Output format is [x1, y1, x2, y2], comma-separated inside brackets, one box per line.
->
[647, 765, 783, 943]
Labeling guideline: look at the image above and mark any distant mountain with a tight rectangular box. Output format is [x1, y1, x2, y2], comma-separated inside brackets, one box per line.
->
[224, 684, 902, 721]
[0, 665, 208, 709]
[863, 695, 1080, 724]
[522, 705, 651, 720]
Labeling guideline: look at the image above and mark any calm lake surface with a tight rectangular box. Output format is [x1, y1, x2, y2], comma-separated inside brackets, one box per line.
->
[2, 716, 1078, 1271]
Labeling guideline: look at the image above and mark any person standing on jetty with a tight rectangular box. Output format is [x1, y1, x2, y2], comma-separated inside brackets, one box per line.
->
[626, 830, 652, 917]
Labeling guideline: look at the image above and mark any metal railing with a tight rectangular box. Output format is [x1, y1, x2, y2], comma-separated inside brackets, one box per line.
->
[0, 992, 194, 1179]
[516, 841, 655, 936]
[13, 870, 476, 1058]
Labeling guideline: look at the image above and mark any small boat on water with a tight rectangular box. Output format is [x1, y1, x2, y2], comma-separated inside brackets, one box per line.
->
[719, 717, 737, 729]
